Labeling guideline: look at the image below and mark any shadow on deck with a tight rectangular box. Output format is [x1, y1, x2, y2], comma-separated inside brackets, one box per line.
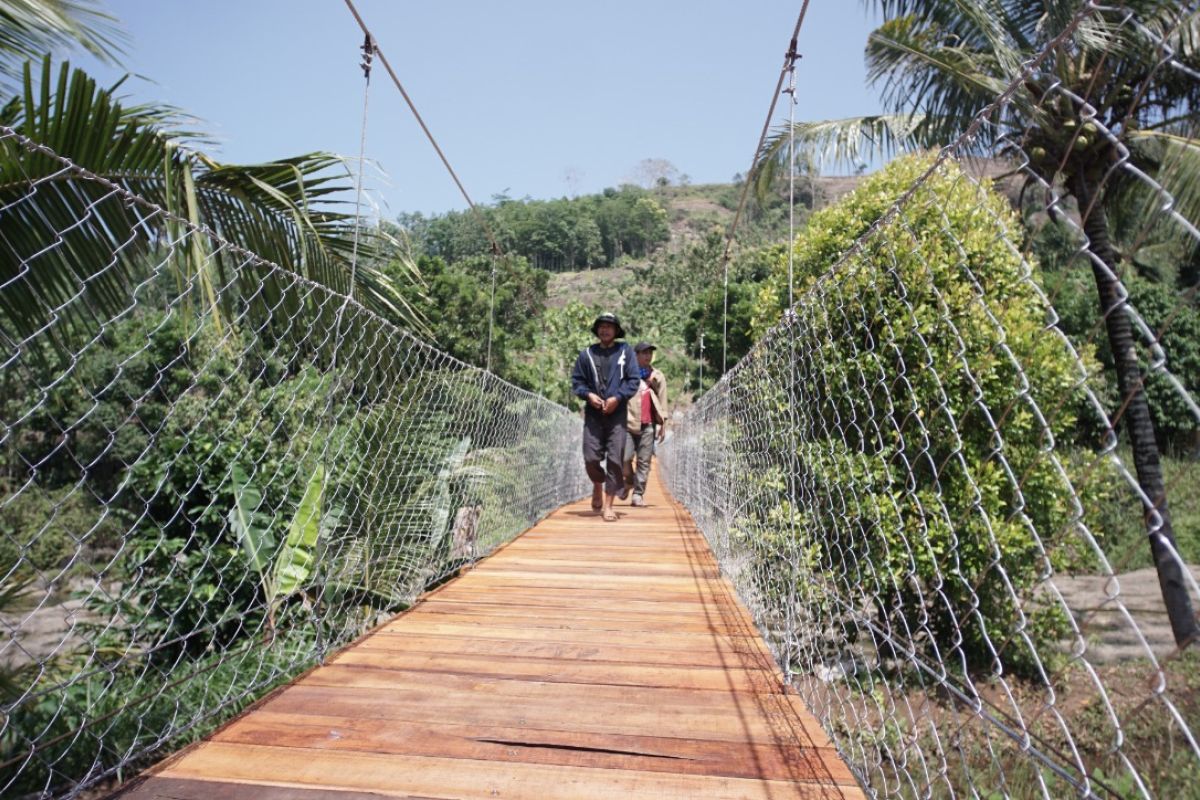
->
[113, 469, 862, 799]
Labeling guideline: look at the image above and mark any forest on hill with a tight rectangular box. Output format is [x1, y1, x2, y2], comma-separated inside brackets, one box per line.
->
[389, 169, 854, 407]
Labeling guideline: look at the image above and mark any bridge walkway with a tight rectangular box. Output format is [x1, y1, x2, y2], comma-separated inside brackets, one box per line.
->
[116, 468, 860, 799]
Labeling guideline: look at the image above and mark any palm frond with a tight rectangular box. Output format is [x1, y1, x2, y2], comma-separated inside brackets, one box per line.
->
[755, 114, 927, 191]
[867, 15, 1011, 146]
[1125, 127, 1200, 260]
[0, 57, 427, 348]
[0, 0, 125, 94]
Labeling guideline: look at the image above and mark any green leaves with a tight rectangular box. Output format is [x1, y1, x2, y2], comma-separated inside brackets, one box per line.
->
[273, 464, 325, 600]
[744, 154, 1090, 675]
[229, 462, 331, 636]
[228, 464, 274, 578]
[759, 114, 927, 179]
[0, 0, 126, 95]
[0, 57, 423, 352]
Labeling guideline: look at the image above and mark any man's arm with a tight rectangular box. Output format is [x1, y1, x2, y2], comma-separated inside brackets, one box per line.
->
[570, 349, 592, 399]
[616, 344, 641, 400]
[651, 369, 669, 440]
[652, 369, 669, 420]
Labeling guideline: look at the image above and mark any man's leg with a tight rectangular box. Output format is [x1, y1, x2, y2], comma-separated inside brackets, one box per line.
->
[600, 415, 626, 519]
[633, 426, 654, 503]
[622, 429, 636, 494]
[582, 414, 606, 510]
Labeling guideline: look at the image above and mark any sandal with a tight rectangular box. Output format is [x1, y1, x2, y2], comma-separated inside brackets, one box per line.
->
[602, 508, 618, 522]
[591, 486, 603, 511]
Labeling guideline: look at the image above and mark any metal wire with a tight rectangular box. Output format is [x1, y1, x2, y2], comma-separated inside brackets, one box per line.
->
[721, 2, 811, 374]
[662, 3, 1200, 798]
[0, 126, 589, 797]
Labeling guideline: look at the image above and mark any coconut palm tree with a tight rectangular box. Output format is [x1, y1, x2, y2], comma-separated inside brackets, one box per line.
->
[758, 0, 1199, 645]
[0, 56, 425, 347]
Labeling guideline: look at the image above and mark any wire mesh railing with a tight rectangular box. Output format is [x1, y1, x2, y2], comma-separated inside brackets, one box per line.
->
[662, 2, 1200, 798]
[0, 127, 589, 798]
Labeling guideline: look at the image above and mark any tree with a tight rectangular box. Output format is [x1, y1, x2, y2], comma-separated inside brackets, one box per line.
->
[0, 58, 422, 345]
[686, 243, 778, 379]
[393, 254, 548, 378]
[628, 157, 682, 189]
[758, 0, 1199, 646]
[510, 300, 601, 406]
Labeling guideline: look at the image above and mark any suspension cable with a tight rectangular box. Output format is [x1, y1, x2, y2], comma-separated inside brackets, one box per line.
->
[781, 45, 801, 685]
[785, 47, 798, 310]
[341, 0, 502, 256]
[719, 1, 810, 373]
[485, 249, 499, 373]
[316, 30, 377, 662]
[341, 0, 505, 373]
[348, 32, 375, 296]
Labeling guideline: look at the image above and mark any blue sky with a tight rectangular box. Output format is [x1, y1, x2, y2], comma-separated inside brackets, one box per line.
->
[76, 1, 883, 215]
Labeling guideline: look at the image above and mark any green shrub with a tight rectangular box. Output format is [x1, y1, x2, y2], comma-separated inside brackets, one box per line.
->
[745, 154, 1101, 676]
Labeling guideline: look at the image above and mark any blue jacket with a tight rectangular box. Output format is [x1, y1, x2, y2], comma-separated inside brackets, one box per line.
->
[571, 342, 640, 411]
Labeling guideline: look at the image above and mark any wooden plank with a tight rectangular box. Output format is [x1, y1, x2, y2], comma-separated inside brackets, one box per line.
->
[365, 618, 771, 651]
[425, 584, 741, 605]
[209, 712, 855, 783]
[397, 607, 758, 636]
[417, 592, 750, 615]
[350, 633, 775, 668]
[326, 649, 782, 692]
[154, 742, 866, 800]
[297, 664, 817, 716]
[470, 562, 724, 578]
[117, 776, 386, 799]
[258, 683, 833, 750]
[113, 468, 857, 799]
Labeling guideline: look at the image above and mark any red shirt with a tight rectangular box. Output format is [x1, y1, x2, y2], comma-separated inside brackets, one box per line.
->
[641, 385, 652, 425]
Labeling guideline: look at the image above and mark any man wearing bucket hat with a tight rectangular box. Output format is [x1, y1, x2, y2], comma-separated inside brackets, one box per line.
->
[570, 312, 640, 521]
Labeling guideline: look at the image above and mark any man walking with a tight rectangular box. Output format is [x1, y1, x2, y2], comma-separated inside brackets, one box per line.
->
[570, 313, 640, 521]
[624, 342, 668, 507]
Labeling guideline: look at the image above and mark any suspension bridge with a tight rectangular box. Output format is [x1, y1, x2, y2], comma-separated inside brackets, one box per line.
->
[114, 472, 860, 799]
[2, 2, 1200, 799]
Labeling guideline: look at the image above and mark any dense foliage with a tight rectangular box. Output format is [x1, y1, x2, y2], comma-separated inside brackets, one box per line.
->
[391, 253, 550, 377]
[742, 154, 1100, 674]
[398, 185, 670, 272]
[0, 290, 580, 793]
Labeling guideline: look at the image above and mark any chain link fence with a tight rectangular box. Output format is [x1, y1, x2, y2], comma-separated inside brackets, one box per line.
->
[662, 2, 1200, 797]
[0, 126, 589, 797]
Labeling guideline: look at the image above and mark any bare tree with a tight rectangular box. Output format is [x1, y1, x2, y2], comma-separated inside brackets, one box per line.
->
[628, 158, 681, 189]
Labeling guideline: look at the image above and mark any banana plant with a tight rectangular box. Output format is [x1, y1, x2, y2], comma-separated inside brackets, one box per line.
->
[229, 463, 338, 640]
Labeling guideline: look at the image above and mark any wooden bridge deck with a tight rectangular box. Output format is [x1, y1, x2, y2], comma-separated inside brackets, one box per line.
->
[117, 469, 861, 799]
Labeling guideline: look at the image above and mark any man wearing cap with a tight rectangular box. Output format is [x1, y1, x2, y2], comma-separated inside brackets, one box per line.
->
[570, 313, 641, 521]
[624, 342, 669, 507]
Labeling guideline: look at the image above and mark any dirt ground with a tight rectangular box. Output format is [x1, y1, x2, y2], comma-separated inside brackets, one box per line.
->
[1049, 564, 1200, 663]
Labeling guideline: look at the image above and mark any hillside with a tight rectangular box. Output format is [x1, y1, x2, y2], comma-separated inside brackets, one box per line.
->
[545, 174, 868, 309]
[547, 266, 631, 311]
